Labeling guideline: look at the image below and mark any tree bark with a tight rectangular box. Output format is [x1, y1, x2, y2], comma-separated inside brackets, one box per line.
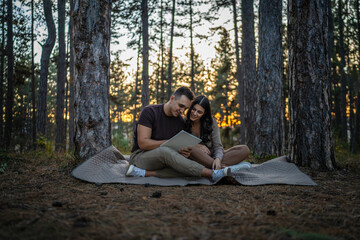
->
[352, 0, 360, 153]
[190, 0, 195, 93]
[167, 0, 175, 99]
[160, 0, 165, 103]
[241, 0, 256, 149]
[0, 2, 5, 146]
[4, 0, 14, 149]
[338, 0, 348, 141]
[232, 0, 244, 144]
[288, 0, 335, 170]
[133, 31, 141, 126]
[255, 0, 285, 156]
[31, 0, 36, 148]
[37, 0, 56, 137]
[55, 0, 66, 151]
[73, 0, 112, 160]
[69, 0, 75, 152]
[141, 0, 149, 108]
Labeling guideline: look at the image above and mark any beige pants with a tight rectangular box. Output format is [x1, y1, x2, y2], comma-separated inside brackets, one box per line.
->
[129, 146, 204, 178]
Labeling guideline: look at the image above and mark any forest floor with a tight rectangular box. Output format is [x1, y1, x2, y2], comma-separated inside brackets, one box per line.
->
[0, 151, 359, 240]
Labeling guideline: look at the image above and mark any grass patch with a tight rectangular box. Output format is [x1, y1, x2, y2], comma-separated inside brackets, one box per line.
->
[334, 138, 360, 173]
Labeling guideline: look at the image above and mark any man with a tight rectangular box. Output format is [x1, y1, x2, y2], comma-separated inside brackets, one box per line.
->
[126, 86, 229, 181]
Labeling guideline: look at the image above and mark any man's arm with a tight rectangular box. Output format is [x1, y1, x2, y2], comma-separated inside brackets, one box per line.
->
[137, 124, 166, 150]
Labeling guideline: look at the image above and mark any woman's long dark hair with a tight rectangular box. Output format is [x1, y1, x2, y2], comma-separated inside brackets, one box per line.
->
[185, 95, 213, 143]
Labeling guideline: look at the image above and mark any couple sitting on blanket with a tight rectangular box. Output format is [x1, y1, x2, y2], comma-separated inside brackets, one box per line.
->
[126, 86, 251, 182]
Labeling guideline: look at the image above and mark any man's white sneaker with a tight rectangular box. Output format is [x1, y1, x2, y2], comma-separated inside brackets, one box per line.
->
[126, 165, 146, 177]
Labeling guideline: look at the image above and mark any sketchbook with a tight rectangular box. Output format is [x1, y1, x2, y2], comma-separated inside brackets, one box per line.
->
[160, 130, 201, 151]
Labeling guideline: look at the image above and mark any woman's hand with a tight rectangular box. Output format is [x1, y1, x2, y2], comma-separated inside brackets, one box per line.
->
[178, 147, 192, 158]
[197, 144, 210, 155]
[212, 158, 221, 170]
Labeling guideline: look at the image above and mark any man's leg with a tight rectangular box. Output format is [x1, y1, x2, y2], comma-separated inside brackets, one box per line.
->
[221, 145, 250, 168]
[130, 146, 204, 177]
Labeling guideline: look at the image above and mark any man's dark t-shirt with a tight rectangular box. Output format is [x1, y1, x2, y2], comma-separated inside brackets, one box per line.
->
[131, 104, 185, 152]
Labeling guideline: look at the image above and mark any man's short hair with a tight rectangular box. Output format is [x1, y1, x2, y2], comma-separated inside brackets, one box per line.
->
[173, 86, 194, 101]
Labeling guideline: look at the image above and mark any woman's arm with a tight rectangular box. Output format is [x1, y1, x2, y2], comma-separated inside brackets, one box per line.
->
[210, 119, 224, 161]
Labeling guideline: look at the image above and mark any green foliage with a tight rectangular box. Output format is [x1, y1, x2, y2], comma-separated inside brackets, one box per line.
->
[334, 136, 360, 173]
[36, 136, 54, 155]
[0, 149, 9, 173]
[0, 163, 7, 173]
[112, 129, 132, 155]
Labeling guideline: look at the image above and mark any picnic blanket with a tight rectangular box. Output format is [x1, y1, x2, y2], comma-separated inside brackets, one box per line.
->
[71, 145, 317, 186]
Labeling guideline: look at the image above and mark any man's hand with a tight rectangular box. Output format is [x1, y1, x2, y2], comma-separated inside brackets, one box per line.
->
[178, 147, 192, 158]
[212, 158, 221, 170]
[197, 144, 210, 155]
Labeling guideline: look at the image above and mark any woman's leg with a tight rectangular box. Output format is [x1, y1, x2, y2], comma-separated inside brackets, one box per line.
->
[189, 145, 214, 169]
[221, 145, 250, 168]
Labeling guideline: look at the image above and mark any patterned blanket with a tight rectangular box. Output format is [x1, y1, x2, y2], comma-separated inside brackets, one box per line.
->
[72, 145, 317, 186]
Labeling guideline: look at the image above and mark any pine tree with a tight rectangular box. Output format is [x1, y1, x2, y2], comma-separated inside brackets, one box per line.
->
[254, 0, 285, 156]
[288, 0, 336, 169]
[73, 0, 112, 160]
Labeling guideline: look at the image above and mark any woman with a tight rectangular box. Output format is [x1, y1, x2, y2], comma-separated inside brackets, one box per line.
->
[186, 95, 251, 170]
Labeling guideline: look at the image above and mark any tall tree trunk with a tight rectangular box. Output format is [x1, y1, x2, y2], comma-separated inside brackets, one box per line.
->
[232, 0, 244, 143]
[353, 0, 360, 153]
[31, 0, 36, 148]
[160, 0, 165, 103]
[288, 0, 335, 170]
[4, 0, 14, 149]
[240, 0, 256, 148]
[69, 0, 75, 152]
[338, 0, 348, 141]
[190, 0, 195, 93]
[167, 0, 175, 99]
[73, 0, 112, 160]
[255, 0, 284, 156]
[37, 0, 56, 137]
[141, 0, 149, 108]
[133, 32, 141, 126]
[0, 2, 5, 146]
[64, 78, 69, 150]
[55, 0, 66, 151]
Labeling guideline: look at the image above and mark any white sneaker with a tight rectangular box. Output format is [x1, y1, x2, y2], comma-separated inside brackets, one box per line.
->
[126, 165, 146, 177]
[212, 167, 230, 182]
[229, 161, 252, 172]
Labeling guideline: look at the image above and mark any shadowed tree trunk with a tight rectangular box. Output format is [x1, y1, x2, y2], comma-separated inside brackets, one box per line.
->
[73, 0, 112, 160]
[31, 0, 36, 148]
[338, 0, 348, 141]
[133, 32, 141, 126]
[288, 0, 335, 170]
[232, 0, 244, 144]
[167, 0, 175, 99]
[0, 2, 5, 146]
[241, 0, 256, 149]
[189, 0, 195, 93]
[37, 0, 56, 137]
[352, 0, 360, 153]
[4, 0, 14, 149]
[69, 0, 75, 152]
[160, 0, 165, 103]
[141, 0, 149, 108]
[254, 0, 285, 156]
[55, 0, 66, 151]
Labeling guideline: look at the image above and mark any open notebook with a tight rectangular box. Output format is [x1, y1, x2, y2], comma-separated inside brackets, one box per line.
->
[160, 130, 201, 151]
